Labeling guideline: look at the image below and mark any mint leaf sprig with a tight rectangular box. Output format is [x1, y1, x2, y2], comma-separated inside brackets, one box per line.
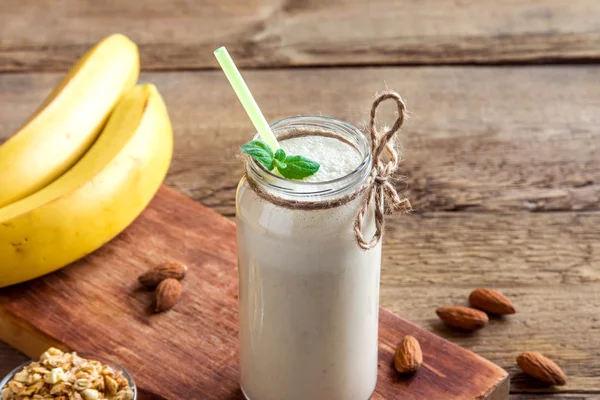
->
[241, 140, 320, 180]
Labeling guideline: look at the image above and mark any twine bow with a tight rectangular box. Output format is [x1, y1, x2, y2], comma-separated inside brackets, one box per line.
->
[353, 90, 411, 250]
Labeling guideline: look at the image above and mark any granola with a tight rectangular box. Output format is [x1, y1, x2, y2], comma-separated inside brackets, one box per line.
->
[1, 348, 134, 400]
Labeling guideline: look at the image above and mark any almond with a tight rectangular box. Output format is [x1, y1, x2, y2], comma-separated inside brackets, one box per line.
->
[394, 335, 423, 374]
[139, 261, 188, 288]
[155, 278, 183, 312]
[517, 352, 566, 386]
[469, 288, 516, 315]
[436, 306, 488, 331]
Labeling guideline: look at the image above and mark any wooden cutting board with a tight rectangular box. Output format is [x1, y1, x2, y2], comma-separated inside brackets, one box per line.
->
[0, 186, 509, 399]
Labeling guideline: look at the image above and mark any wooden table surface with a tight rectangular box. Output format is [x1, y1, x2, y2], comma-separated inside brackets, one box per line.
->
[1, 1, 599, 399]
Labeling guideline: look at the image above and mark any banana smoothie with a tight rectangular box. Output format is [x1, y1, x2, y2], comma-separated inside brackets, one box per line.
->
[236, 117, 381, 400]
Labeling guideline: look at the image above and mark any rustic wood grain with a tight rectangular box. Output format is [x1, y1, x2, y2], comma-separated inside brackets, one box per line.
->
[380, 212, 600, 393]
[2, 67, 597, 216]
[2, 0, 600, 71]
[0, 187, 509, 399]
[382, 212, 600, 287]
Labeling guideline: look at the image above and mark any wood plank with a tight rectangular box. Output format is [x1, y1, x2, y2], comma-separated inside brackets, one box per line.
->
[2, 0, 600, 71]
[2, 67, 597, 215]
[379, 212, 600, 394]
[382, 212, 600, 287]
[0, 187, 509, 399]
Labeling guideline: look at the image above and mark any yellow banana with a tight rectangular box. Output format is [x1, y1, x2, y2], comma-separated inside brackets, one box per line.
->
[0, 84, 173, 288]
[0, 34, 139, 207]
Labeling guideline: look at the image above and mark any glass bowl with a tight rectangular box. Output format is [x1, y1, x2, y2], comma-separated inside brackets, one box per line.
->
[0, 353, 137, 400]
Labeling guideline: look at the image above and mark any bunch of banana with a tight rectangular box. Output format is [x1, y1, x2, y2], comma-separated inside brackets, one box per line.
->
[0, 34, 140, 207]
[0, 36, 173, 288]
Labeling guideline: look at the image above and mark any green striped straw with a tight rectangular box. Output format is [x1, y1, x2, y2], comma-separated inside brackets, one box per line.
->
[214, 46, 280, 151]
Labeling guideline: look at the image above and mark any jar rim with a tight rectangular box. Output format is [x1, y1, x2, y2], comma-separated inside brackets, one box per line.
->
[246, 116, 372, 201]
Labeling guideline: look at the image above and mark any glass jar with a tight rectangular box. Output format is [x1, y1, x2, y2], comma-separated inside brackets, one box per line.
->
[236, 116, 381, 400]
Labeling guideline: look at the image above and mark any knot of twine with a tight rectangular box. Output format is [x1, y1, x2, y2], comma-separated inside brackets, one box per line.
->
[353, 90, 411, 250]
[244, 89, 411, 250]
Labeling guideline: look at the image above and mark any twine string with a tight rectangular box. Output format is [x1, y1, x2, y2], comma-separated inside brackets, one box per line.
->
[353, 90, 411, 250]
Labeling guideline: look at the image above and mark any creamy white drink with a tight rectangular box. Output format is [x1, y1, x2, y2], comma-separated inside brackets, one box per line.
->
[236, 117, 381, 400]
[275, 135, 362, 182]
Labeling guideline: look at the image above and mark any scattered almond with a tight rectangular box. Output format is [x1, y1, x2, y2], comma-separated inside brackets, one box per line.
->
[138, 261, 188, 288]
[517, 351, 566, 386]
[436, 306, 488, 331]
[469, 288, 516, 315]
[394, 335, 423, 374]
[155, 278, 183, 312]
